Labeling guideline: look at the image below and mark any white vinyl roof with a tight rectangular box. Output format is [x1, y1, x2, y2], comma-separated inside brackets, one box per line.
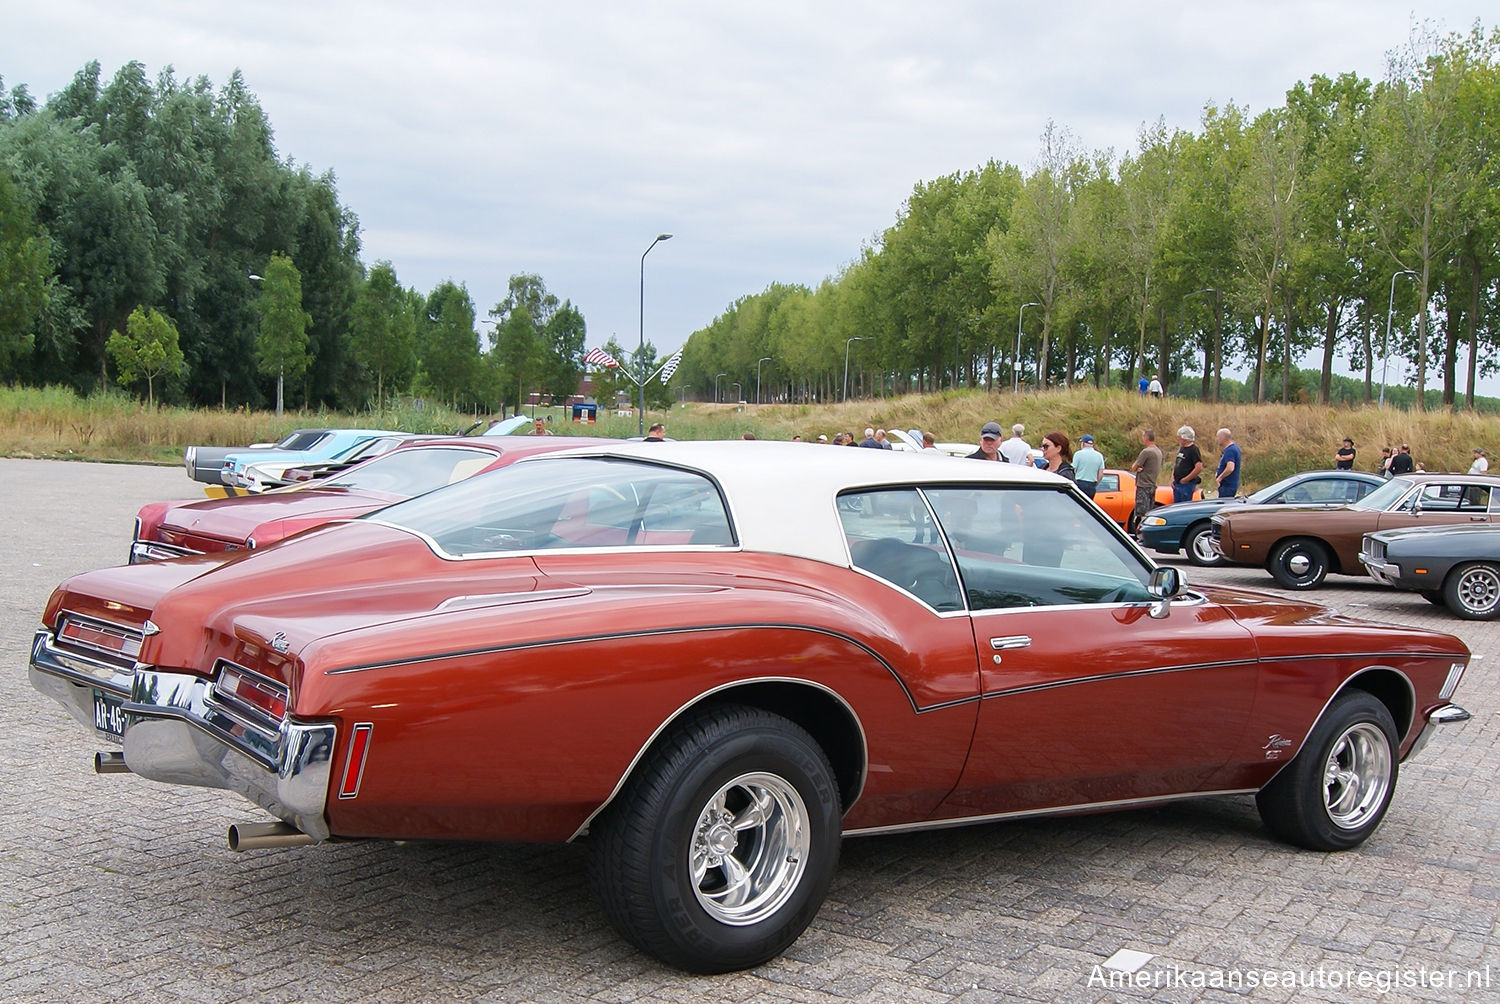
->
[517, 439, 1067, 566]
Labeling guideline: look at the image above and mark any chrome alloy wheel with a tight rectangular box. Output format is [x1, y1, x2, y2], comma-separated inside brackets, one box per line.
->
[1454, 565, 1500, 617]
[689, 771, 810, 926]
[1323, 723, 1393, 830]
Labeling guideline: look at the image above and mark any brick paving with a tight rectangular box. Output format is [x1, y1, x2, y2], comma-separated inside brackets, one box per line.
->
[2, 457, 1496, 1002]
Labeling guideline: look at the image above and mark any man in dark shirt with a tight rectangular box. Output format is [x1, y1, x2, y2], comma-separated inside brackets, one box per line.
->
[1171, 425, 1203, 504]
[1389, 444, 1415, 475]
[967, 422, 1003, 461]
[1335, 438, 1356, 470]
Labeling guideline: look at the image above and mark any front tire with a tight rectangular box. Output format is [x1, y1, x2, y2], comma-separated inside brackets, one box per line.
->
[1255, 691, 1398, 851]
[1185, 522, 1222, 567]
[1443, 562, 1500, 620]
[589, 704, 842, 973]
[1268, 538, 1330, 589]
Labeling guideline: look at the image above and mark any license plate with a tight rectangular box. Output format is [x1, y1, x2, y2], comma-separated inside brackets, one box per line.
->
[93, 689, 128, 739]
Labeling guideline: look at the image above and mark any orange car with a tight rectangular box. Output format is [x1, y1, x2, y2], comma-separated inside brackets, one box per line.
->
[1091, 468, 1200, 527]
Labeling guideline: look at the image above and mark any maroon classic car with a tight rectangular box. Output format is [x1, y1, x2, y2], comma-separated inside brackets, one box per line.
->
[29, 443, 1472, 972]
[131, 436, 614, 562]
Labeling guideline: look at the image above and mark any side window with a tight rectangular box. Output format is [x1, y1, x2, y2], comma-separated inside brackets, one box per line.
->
[924, 487, 1152, 611]
[1097, 473, 1120, 493]
[838, 489, 963, 611]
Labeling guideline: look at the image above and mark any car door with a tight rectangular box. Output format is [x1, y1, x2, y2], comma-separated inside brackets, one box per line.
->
[1090, 471, 1131, 526]
[1374, 480, 1492, 534]
[921, 485, 1259, 818]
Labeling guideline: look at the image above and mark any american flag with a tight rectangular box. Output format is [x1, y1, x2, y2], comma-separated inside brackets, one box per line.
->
[583, 347, 619, 369]
[659, 347, 683, 383]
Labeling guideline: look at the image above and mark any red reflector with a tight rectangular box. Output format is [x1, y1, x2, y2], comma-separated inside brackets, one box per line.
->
[339, 723, 374, 799]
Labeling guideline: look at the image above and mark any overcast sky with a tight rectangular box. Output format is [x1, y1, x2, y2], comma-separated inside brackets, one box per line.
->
[5, 1, 1493, 390]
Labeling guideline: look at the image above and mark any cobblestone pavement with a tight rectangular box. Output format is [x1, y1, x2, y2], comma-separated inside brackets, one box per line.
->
[3, 458, 1497, 1002]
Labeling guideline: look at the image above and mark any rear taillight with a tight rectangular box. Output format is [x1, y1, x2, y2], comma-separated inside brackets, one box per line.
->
[216, 664, 289, 722]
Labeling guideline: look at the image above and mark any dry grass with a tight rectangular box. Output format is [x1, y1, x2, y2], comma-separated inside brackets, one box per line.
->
[6, 385, 1498, 488]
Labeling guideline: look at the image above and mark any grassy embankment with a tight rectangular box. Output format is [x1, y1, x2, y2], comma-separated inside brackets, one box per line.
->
[3, 384, 1497, 490]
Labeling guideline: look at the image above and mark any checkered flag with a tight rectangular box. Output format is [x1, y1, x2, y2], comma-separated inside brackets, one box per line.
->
[583, 347, 620, 369]
[659, 347, 683, 383]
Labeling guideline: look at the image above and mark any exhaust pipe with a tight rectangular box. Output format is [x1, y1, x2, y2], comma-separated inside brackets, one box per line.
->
[95, 751, 131, 774]
[228, 821, 316, 851]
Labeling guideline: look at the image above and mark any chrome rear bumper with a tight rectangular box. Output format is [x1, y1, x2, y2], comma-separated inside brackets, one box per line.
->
[1406, 704, 1470, 761]
[29, 628, 335, 840]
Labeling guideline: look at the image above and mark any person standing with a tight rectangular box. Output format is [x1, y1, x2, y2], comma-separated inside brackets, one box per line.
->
[1072, 434, 1105, 499]
[1214, 428, 1241, 498]
[859, 428, 880, 448]
[1470, 448, 1489, 475]
[999, 423, 1032, 465]
[1040, 432, 1076, 482]
[1389, 444, 1415, 476]
[1148, 376, 1164, 398]
[1171, 426, 1203, 504]
[967, 422, 1003, 461]
[1377, 446, 1395, 477]
[1130, 429, 1163, 535]
[643, 422, 667, 442]
[1335, 438, 1356, 470]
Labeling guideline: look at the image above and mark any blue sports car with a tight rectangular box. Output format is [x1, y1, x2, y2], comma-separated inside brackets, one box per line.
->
[1139, 469, 1384, 566]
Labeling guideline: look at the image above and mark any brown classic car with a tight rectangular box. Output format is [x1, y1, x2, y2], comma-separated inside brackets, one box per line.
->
[29, 443, 1472, 972]
[1211, 472, 1500, 589]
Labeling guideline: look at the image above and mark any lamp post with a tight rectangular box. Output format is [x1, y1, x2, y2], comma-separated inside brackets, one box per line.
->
[714, 372, 726, 404]
[756, 356, 772, 404]
[638, 233, 673, 435]
[1380, 269, 1418, 408]
[1180, 287, 1217, 393]
[1014, 303, 1040, 393]
[843, 337, 865, 402]
[247, 272, 283, 416]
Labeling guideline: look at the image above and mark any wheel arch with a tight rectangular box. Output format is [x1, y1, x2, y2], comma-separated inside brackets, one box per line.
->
[571, 677, 867, 841]
[1260, 666, 1415, 788]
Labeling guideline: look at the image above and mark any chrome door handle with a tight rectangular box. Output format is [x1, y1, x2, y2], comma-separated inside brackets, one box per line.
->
[990, 635, 1032, 651]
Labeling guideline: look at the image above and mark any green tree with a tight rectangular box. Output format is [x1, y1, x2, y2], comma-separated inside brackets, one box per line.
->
[540, 301, 586, 400]
[0, 169, 51, 375]
[349, 261, 416, 405]
[106, 305, 184, 406]
[254, 252, 311, 416]
[421, 281, 482, 408]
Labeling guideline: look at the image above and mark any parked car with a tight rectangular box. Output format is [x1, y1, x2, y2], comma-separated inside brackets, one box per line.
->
[1361, 523, 1500, 619]
[132, 437, 612, 562]
[1091, 469, 1199, 528]
[238, 434, 416, 493]
[220, 429, 402, 489]
[184, 428, 332, 485]
[1211, 472, 1500, 589]
[1140, 470, 1384, 566]
[30, 443, 1471, 973]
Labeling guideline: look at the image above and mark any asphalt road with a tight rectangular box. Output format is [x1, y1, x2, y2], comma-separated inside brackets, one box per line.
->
[2, 458, 1496, 1002]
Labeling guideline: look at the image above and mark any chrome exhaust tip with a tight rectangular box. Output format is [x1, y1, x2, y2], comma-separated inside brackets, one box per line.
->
[95, 751, 131, 774]
[228, 821, 316, 851]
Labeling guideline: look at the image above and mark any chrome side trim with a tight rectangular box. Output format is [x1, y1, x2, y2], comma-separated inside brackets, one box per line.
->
[1405, 704, 1470, 761]
[566, 676, 869, 843]
[1440, 661, 1467, 701]
[844, 789, 1260, 838]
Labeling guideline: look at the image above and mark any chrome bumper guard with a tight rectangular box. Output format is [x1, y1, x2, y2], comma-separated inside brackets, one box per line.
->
[29, 628, 335, 841]
[1406, 704, 1470, 761]
[1357, 552, 1402, 587]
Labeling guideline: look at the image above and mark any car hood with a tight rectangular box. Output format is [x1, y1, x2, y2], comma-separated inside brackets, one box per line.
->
[1155, 497, 1241, 518]
[158, 488, 400, 541]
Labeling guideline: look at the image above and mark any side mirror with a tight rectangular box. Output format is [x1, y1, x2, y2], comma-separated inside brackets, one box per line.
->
[1148, 566, 1183, 599]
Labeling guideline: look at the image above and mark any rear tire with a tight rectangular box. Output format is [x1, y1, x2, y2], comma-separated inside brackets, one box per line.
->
[1443, 562, 1500, 620]
[589, 704, 841, 973]
[1185, 523, 1221, 567]
[1255, 691, 1398, 851]
[1268, 538, 1330, 590]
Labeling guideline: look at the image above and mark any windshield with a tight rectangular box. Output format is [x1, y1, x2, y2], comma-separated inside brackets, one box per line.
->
[275, 430, 328, 451]
[1348, 476, 1413, 512]
[369, 457, 735, 556]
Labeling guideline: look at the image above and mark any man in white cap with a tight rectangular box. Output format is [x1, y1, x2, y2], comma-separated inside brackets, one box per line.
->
[1073, 434, 1105, 498]
[967, 421, 1003, 461]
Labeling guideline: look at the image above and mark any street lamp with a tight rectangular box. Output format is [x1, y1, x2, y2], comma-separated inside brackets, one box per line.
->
[1380, 269, 1418, 408]
[246, 272, 285, 417]
[638, 233, 673, 435]
[843, 337, 865, 402]
[756, 356, 772, 404]
[714, 372, 726, 404]
[1014, 303, 1040, 393]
